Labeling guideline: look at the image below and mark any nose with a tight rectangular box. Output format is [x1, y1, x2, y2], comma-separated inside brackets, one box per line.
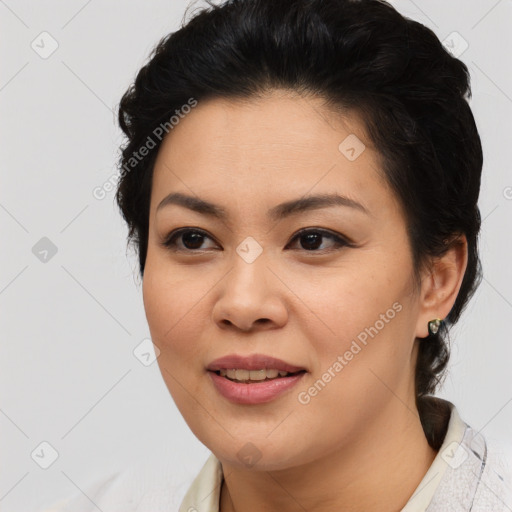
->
[212, 256, 289, 332]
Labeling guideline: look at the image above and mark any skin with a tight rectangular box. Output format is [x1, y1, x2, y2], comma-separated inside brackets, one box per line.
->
[142, 89, 468, 512]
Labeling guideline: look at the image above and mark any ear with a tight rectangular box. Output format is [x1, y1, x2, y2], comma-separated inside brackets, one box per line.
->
[415, 235, 468, 339]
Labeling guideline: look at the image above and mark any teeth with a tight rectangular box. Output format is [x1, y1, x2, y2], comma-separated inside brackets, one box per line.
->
[218, 368, 291, 381]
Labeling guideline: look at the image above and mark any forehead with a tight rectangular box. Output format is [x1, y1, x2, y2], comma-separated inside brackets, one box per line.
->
[156, 90, 374, 158]
[150, 91, 394, 218]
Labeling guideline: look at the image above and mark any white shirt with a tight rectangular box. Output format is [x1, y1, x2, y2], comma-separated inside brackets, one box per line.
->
[39, 399, 512, 512]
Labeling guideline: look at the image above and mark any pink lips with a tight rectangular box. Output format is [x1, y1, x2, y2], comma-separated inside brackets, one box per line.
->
[206, 353, 307, 405]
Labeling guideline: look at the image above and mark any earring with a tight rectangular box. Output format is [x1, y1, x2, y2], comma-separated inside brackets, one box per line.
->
[428, 318, 442, 336]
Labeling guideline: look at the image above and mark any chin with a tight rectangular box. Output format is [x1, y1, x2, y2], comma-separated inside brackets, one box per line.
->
[208, 436, 313, 471]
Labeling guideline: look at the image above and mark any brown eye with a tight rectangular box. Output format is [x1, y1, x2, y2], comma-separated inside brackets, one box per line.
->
[160, 227, 352, 254]
[286, 228, 352, 252]
[161, 228, 218, 252]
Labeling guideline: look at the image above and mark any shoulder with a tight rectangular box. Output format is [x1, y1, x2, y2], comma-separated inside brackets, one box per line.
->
[38, 457, 189, 512]
[37, 470, 122, 512]
[427, 404, 512, 511]
[472, 439, 512, 511]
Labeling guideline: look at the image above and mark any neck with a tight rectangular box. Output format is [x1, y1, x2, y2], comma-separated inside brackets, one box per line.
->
[219, 399, 437, 512]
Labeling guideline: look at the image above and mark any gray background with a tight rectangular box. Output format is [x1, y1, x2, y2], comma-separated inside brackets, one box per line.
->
[1, 1, 511, 510]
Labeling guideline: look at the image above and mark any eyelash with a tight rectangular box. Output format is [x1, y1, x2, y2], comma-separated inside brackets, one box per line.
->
[160, 227, 353, 254]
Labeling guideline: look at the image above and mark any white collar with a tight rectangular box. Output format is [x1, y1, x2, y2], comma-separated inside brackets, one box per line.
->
[401, 399, 466, 511]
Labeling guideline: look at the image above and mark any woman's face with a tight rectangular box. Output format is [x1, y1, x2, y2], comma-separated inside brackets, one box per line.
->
[143, 90, 425, 469]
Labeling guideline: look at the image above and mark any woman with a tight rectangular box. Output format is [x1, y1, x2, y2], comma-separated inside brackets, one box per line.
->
[41, 0, 511, 510]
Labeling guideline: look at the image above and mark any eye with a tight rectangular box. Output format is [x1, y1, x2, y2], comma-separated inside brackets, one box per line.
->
[160, 228, 219, 252]
[160, 227, 352, 253]
[285, 228, 352, 252]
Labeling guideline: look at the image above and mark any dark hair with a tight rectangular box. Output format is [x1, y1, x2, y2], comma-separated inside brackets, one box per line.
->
[115, 0, 483, 448]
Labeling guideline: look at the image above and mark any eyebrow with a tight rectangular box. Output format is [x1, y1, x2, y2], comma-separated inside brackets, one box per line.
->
[156, 191, 370, 221]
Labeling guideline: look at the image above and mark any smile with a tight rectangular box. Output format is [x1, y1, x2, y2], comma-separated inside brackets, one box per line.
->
[217, 368, 300, 382]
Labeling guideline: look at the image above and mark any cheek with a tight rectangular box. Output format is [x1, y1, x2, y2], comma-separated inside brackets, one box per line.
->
[289, 276, 414, 449]
[142, 261, 208, 366]
[142, 264, 212, 422]
[297, 261, 405, 338]
[297, 256, 416, 391]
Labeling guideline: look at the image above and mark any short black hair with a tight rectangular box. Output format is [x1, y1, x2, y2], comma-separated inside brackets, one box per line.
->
[115, 0, 483, 447]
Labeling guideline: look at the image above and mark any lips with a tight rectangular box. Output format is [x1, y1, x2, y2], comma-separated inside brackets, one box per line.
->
[206, 353, 306, 373]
